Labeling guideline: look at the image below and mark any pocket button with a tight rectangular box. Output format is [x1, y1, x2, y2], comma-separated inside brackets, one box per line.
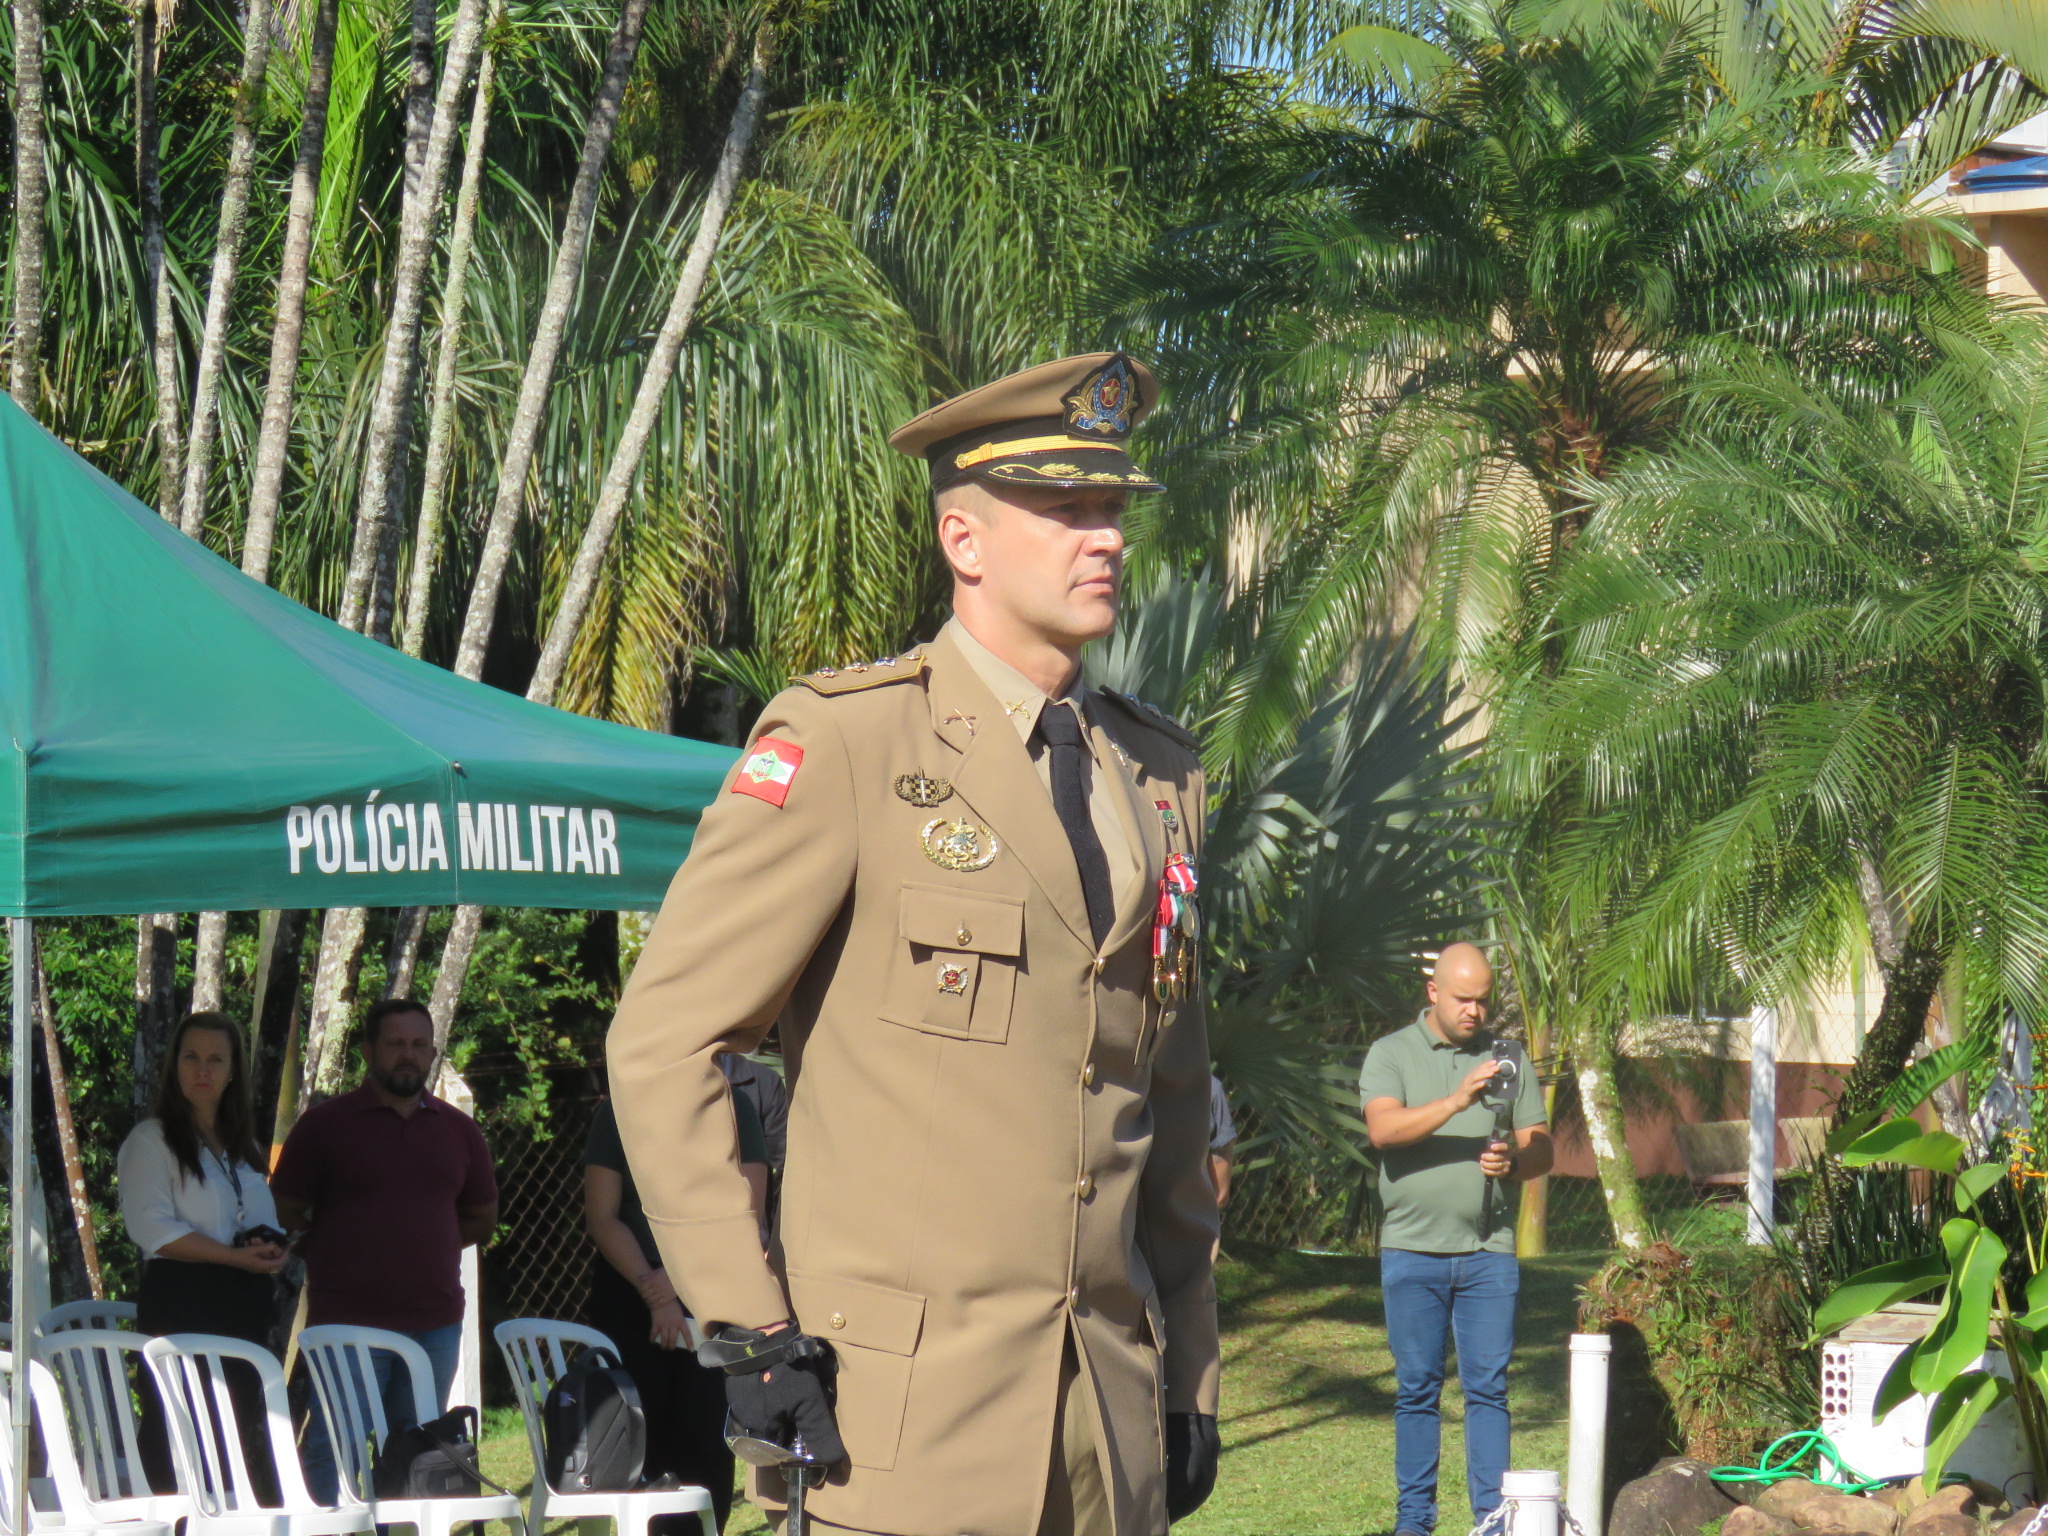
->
[829, 1312, 847, 1330]
[957, 926, 973, 946]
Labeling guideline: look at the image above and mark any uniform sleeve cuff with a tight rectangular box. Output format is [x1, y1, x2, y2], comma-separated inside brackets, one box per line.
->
[646, 1211, 789, 1329]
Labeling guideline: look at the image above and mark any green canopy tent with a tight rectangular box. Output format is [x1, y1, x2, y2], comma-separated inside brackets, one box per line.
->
[0, 397, 738, 1514]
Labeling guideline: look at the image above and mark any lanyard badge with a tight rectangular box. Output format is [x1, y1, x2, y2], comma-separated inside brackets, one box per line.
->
[1152, 853, 1199, 1002]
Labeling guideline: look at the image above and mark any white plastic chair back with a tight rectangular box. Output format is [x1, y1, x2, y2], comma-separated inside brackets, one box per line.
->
[0, 1347, 95, 1532]
[36, 1302, 138, 1337]
[33, 1327, 163, 1514]
[296, 1326, 440, 1507]
[492, 1319, 618, 1493]
[140, 1333, 321, 1517]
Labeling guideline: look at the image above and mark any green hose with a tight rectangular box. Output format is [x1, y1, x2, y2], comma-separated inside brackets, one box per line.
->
[1708, 1430, 1890, 1495]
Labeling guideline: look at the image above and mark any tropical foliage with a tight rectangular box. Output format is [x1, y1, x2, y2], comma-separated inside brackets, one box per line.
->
[4, 0, 2048, 1264]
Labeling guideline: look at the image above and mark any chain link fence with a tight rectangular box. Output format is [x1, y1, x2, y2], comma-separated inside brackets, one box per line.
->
[481, 1091, 601, 1330]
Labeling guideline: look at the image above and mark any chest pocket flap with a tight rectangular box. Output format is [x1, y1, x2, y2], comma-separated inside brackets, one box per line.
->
[882, 883, 1024, 1042]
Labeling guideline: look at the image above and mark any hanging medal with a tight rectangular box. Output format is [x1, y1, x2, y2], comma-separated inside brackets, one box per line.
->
[1152, 852, 1199, 1002]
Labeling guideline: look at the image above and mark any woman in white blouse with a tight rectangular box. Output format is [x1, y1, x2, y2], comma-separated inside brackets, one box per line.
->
[118, 1012, 287, 1496]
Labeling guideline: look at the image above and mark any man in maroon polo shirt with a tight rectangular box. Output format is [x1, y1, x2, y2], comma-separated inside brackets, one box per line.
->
[272, 998, 499, 1502]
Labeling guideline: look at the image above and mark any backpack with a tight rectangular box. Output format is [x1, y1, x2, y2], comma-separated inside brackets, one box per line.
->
[371, 1405, 508, 1500]
[542, 1348, 647, 1493]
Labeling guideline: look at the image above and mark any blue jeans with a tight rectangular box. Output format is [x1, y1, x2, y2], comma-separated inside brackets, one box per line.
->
[299, 1323, 462, 1505]
[1381, 1248, 1520, 1536]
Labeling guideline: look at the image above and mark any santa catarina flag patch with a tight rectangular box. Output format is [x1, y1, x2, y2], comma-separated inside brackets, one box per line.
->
[732, 737, 803, 807]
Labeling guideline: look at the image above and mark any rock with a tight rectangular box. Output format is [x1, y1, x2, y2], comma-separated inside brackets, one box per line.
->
[1609, 1458, 1743, 1536]
[1993, 1507, 2048, 1536]
[1723, 1505, 1798, 1536]
[1753, 1480, 1901, 1536]
[1899, 1482, 1980, 1536]
[1967, 1480, 2009, 1515]
[1870, 1488, 1919, 1515]
[1901, 1485, 1977, 1534]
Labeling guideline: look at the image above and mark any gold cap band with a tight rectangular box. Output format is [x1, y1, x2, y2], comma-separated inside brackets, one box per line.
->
[953, 434, 1128, 470]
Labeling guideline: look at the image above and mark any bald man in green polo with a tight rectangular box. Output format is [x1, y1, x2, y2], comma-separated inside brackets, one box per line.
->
[1359, 943, 1552, 1536]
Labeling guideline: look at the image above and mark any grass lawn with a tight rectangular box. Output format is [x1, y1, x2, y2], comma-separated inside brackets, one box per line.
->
[479, 1243, 1607, 1535]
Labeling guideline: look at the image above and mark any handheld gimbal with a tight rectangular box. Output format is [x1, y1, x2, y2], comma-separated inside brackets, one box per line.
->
[1476, 1038, 1520, 1243]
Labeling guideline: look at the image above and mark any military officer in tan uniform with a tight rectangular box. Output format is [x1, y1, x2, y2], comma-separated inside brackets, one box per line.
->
[608, 353, 1222, 1536]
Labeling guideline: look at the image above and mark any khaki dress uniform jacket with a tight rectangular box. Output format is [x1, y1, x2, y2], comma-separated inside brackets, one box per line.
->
[608, 627, 1222, 1536]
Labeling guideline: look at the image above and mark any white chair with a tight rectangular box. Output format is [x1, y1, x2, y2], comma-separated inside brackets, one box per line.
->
[32, 1330, 192, 1527]
[296, 1325, 522, 1536]
[0, 1347, 171, 1536]
[140, 1335, 372, 1536]
[36, 1304, 138, 1338]
[492, 1320, 715, 1536]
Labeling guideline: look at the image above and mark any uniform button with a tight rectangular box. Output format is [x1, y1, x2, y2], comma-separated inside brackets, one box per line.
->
[1091, 957, 1105, 974]
[829, 1313, 846, 1330]
[957, 926, 973, 946]
[1076, 1174, 1095, 1199]
[1081, 1062, 1096, 1087]
[1068, 1285, 1081, 1306]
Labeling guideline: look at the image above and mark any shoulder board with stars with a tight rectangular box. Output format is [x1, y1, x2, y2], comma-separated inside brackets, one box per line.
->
[796, 649, 930, 696]
[1096, 687, 1200, 750]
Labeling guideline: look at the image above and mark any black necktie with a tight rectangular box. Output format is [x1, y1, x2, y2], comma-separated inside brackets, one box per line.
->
[1035, 702, 1115, 950]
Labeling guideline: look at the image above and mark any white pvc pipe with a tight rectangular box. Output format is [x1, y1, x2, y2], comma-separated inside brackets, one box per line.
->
[1748, 1005, 1777, 1246]
[1505, 1469, 1563, 1536]
[1567, 1333, 1612, 1536]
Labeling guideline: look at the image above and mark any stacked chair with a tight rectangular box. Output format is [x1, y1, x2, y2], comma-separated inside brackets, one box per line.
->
[6, 1313, 722, 1536]
[0, 1346, 171, 1536]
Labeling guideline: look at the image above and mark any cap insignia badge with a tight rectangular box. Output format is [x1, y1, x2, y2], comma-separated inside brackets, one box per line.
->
[922, 817, 999, 872]
[894, 770, 954, 808]
[1154, 799, 1180, 834]
[936, 962, 971, 996]
[1064, 355, 1140, 439]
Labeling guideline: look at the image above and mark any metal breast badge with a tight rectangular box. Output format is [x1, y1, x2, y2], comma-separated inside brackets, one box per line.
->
[922, 817, 999, 872]
[894, 770, 953, 808]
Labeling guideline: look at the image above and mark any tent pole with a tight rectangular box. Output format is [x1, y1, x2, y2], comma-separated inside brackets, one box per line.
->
[10, 915, 32, 1536]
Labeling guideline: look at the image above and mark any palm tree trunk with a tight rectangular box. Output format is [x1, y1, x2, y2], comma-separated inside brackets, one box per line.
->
[449, 0, 655, 682]
[426, 902, 482, 1057]
[383, 905, 428, 998]
[242, 0, 338, 585]
[401, 0, 433, 196]
[303, 905, 367, 1098]
[1577, 1023, 1652, 1249]
[33, 950, 101, 1297]
[248, 907, 305, 1148]
[176, 0, 277, 539]
[424, 22, 772, 1044]
[136, 0, 182, 516]
[8, 0, 47, 410]
[527, 26, 773, 706]
[1832, 932, 1946, 1130]
[335, 0, 487, 641]
[191, 910, 229, 1010]
[132, 912, 179, 1114]
[399, 26, 499, 657]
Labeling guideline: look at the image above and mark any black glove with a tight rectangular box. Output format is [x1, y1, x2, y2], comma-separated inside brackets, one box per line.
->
[699, 1323, 847, 1465]
[1165, 1412, 1219, 1521]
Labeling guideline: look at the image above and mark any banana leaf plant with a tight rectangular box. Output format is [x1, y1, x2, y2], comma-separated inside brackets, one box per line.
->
[1812, 1117, 2048, 1492]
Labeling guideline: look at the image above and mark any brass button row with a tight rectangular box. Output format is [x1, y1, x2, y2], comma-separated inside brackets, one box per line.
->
[1081, 1062, 1096, 1087]
[1076, 1174, 1096, 1200]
